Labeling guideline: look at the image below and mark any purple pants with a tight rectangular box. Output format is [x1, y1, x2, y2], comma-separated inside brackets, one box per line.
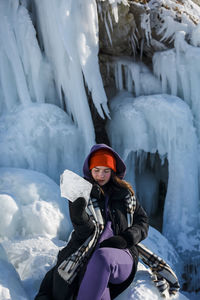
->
[77, 247, 133, 300]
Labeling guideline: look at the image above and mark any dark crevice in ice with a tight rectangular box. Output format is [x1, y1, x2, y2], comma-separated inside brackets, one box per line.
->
[134, 151, 168, 233]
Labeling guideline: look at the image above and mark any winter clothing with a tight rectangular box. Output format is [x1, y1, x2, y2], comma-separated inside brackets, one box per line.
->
[35, 144, 179, 300]
[83, 144, 126, 180]
[99, 235, 127, 249]
[76, 247, 133, 300]
[69, 197, 88, 224]
[90, 183, 102, 200]
[89, 149, 116, 172]
[35, 144, 147, 300]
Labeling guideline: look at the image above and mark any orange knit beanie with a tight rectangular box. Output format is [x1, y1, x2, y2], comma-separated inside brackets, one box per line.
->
[89, 149, 116, 172]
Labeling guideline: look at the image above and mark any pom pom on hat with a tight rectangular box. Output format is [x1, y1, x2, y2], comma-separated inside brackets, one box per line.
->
[89, 149, 116, 172]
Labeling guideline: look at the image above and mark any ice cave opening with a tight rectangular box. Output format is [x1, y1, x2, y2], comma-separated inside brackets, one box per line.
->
[134, 150, 168, 233]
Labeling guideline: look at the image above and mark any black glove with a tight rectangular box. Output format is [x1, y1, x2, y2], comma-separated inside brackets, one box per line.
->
[90, 184, 102, 200]
[69, 197, 88, 224]
[99, 235, 127, 249]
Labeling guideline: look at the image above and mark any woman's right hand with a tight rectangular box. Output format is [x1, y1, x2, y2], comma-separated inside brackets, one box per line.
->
[69, 197, 95, 241]
[69, 197, 88, 224]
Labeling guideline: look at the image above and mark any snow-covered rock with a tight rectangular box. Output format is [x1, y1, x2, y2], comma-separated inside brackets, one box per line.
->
[0, 245, 29, 300]
[1, 237, 65, 300]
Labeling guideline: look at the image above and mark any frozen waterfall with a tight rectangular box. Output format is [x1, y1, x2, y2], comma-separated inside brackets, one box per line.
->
[106, 92, 199, 253]
[0, 0, 200, 299]
[153, 31, 200, 140]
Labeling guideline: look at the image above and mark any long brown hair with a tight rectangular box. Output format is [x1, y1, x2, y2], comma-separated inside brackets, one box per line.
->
[112, 173, 135, 196]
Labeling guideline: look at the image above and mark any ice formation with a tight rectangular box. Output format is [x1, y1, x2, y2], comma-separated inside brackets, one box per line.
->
[0, 0, 54, 113]
[60, 169, 92, 203]
[106, 92, 199, 254]
[153, 31, 200, 139]
[140, 0, 200, 46]
[110, 59, 162, 96]
[33, 0, 109, 147]
[0, 103, 86, 183]
[0, 0, 109, 152]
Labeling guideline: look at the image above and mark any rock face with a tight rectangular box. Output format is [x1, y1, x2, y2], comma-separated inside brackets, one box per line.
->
[98, 0, 200, 56]
[97, 0, 200, 100]
[98, 2, 134, 56]
[193, 0, 200, 5]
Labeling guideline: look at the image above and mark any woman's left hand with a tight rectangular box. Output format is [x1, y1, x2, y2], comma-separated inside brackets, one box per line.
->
[99, 235, 127, 249]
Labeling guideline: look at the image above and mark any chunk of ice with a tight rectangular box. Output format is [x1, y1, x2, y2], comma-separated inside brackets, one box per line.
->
[60, 170, 92, 203]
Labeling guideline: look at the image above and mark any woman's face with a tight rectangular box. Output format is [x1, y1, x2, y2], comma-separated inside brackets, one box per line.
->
[91, 166, 112, 186]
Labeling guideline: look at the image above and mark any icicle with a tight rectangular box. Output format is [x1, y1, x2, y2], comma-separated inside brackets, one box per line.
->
[0, 14, 31, 106]
[130, 63, 140, 97]
[178, 64, 190, 104]
[130, 32, 139, 59]
[117, 62, 123, 90]
[104, 12, 112, 45]
[191, 23, 200, 47]
[111, 2, 118, 23]
[158, 16, 188, 43]
[140, 12, 152, 47]
[140, 38, 144, 61]
[107, 10, 113, 32]
[124, 65, 128, 91]
[168, 55, 178, 96]
[97, 2, 103, 21]
[127, 68, 133, 93]
[114, 63, 119, 90]
[106, 62, 110, 78]
[160, 53, 169, 94]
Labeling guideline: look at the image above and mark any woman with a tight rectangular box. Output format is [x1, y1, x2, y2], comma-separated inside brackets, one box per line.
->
[35, 144, 149, 300]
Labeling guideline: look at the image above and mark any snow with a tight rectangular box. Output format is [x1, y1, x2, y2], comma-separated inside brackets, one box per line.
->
[0, 216, 188, 300]
[1, 237, 65, 300]
[0, 168, 72, 240]
[0, 167, 72, 298]
[117, 227, 188, 300]
[0, 258, 29, 300]
[0, 167, 188, 300]
[0, 244, 33, 299]
[0, 165, 188, 300]
[124, 263, 187, 300]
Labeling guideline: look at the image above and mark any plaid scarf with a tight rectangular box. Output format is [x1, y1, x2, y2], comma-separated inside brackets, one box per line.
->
[58, 194, 180, 297]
